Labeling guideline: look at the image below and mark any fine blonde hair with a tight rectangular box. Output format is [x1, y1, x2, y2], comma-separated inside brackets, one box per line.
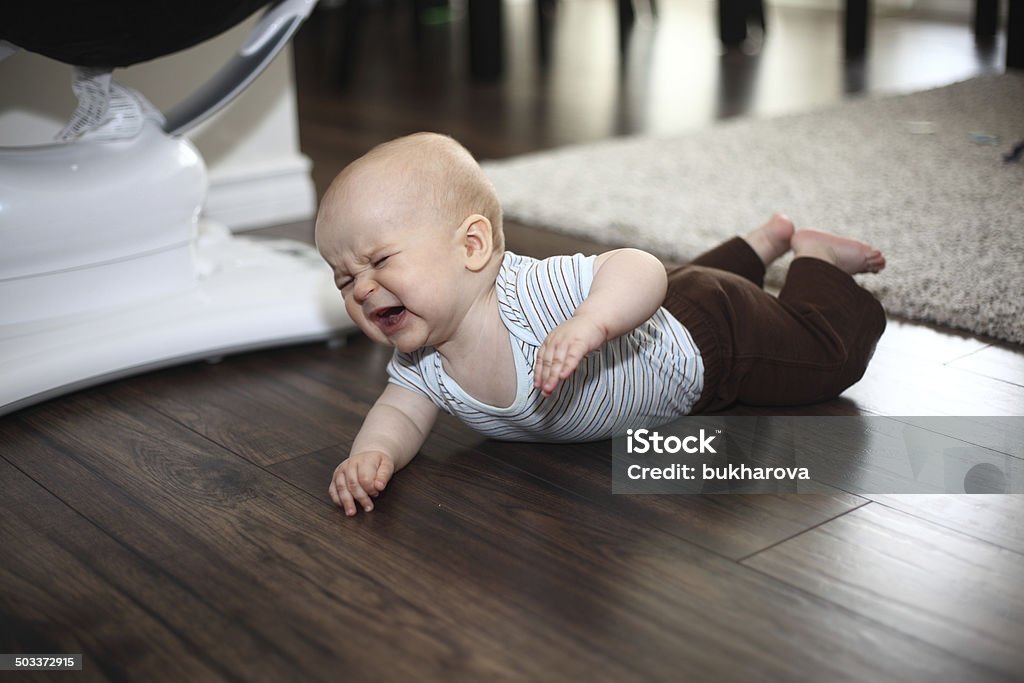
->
[361, 132, 505, 252]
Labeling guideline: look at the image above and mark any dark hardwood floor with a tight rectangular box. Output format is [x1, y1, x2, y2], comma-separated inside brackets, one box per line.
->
[2, 1, 1022, 680]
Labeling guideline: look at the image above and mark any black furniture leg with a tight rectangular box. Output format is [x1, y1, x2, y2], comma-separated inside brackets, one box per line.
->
[1009, 0, 1024, 69]
[468, 0, 504, 80]
[336, 0, 364, 87]
[618, 0, 635, 51]
[718, 0, 766, 48]
[974, 0, 998, 43]
[535, 0, 556, 65]
[719, 0, 747, 46]
[750, 0, 766, 34]
[844, 0, 870, 59]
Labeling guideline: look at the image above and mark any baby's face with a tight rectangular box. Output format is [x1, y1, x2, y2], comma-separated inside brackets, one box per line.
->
[317, 198, 468, 353]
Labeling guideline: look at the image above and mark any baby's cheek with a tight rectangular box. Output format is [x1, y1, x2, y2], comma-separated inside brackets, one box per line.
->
[345, 302, 372, 334]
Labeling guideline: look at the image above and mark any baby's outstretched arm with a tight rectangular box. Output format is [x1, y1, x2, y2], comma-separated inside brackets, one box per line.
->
[534, 248, 667, 396]
[329, 383, 438, 516]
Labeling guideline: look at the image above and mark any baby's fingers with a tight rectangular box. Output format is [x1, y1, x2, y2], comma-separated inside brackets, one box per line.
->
[547, 344, 586, 394]
[355, 459, 383, 506]
[534, 340, 561, 393]
[329, 468, 360, 516]
[328, 477, 342, 507]
[559, 340, 588, 377]
[536, 338, 578, 396]
[345, 472, 376, 514]
[355, 456, 394, 505]
[374, 458, 395, 493]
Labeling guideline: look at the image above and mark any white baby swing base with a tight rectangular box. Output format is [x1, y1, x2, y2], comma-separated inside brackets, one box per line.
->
[0, 0, 356, 416]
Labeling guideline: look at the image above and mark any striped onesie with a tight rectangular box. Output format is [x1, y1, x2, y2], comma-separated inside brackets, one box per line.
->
[386, 251, 704, 442]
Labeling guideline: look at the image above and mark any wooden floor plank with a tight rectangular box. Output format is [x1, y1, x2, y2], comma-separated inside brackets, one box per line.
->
[742, 503, 1024, 679]
[873, 319, 990, 365]
[865, 494, 1024, 555]
[2, 400, 407, 680]
[842, 343, 1024, 416]
[3, 345, 1018, 681]
[475, 433, 869, 561]
[269, 436, 1004, 682]
[1, 395, 578, 680]
[947, 344, 1024, 388]
[0, 459, 237, 682]
[125, 339, 396, 465]
[123, 351, 365, 466]
[1, 390, 744, 680]
[0, 383, 1001, 681]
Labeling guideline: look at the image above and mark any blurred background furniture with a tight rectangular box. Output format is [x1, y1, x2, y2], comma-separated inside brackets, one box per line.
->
[842, 0, 1020, 66]
[312, 0, 1020, 87]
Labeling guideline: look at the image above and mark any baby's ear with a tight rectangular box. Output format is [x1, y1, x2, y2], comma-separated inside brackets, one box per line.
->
[460, 215, 495, 271]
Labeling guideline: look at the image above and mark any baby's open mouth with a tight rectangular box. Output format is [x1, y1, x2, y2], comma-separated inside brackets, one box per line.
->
[374, 306, 407, 329]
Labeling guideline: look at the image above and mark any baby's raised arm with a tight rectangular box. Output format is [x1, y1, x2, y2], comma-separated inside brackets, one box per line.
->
[329, 383, 439, 516]
[534, 248, 667, 396]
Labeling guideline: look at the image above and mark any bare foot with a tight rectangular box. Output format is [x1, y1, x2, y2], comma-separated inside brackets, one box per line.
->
[790, 229, 886, 275]
[744, 213, 795, 265]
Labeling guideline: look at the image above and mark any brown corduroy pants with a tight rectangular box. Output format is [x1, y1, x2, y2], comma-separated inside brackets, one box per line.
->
[663, 237, 887, 413]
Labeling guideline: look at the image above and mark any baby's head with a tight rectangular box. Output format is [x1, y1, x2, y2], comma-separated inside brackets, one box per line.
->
[318, 132, 503, 253]
[315, 133, 505, 351]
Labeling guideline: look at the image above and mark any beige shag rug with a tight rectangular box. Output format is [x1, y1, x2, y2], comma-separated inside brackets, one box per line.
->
[481, 74, 1024, 345]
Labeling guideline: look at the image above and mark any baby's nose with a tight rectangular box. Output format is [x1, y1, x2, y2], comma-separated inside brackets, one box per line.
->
[353, 277, 376, 303]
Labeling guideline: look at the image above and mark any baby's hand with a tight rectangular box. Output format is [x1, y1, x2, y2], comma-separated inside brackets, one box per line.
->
[328, 451, 396, 516]
[534, 314, 606, 397]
